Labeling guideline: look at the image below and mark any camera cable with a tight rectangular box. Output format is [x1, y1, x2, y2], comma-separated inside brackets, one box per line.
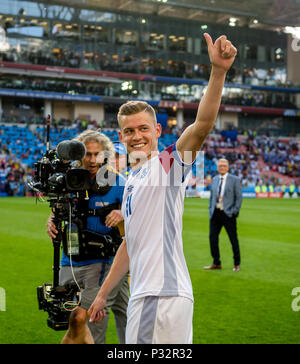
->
[62, 202, 82, 311]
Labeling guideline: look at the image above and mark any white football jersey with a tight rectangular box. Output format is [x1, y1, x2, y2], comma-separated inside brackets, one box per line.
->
[121, 144, 194, 302]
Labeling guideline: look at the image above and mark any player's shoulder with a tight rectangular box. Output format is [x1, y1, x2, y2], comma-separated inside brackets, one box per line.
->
[157, 144, 178, 172]
[159, 143, 176, 157]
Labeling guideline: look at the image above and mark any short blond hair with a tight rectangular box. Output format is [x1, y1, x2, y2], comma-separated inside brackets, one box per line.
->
[117, 101, 157, 128]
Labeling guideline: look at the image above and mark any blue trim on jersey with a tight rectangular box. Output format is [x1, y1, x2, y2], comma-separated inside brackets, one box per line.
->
[172, 143, 186, 167]
[131, 167, 141, 177]
[60, 172, 125, 267]
[171, 143, 195, 183]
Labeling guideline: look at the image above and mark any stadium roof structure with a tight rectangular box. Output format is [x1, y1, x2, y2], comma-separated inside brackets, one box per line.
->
[42, 0, 300, 29]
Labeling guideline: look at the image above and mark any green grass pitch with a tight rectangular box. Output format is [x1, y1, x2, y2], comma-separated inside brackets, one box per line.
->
[0, 197, 299, 344]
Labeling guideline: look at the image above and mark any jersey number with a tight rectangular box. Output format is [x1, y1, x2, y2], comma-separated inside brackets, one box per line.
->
[126, 194, 132, 217]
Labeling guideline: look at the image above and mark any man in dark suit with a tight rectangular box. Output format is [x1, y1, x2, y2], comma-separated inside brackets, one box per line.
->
[204, 158, 242, 271]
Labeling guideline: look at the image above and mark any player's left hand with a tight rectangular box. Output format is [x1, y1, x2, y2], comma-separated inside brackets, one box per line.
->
[204, 33, 237, 72]
[105, 209, 123, 228]
[88, 295, 106, 323]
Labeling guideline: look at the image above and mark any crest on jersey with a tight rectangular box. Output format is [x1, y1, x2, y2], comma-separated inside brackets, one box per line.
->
[127, 185, 134, 193]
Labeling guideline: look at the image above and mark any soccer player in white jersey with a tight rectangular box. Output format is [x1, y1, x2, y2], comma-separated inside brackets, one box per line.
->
[88, 33, 237, 344]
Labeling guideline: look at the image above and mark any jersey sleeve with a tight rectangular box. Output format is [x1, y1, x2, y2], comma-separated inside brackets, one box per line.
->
[158, 143, 195, 186]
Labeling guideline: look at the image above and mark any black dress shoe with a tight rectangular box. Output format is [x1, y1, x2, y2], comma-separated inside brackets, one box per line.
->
[203, 264, 222, 270]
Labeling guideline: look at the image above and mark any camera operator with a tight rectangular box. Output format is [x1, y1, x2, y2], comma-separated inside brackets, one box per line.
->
[47, 130, 129, 344]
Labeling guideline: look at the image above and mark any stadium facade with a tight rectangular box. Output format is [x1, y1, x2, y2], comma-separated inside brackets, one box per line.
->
[0, 1, 299, 198]
[0, 0, 299, 135]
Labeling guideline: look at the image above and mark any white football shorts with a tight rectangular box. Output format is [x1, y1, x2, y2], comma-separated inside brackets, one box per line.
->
[126, 296, 193, 344]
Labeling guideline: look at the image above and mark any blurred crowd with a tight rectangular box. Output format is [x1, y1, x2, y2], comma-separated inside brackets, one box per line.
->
[222, 92, 296, 109]
[0, 48, 294, 88]
[254, 136, 300, 179]
[202, 128, 300, 190]
[0, 76, 296, 111]
[1, 122, 299, 197]
[0, 126, 37, 196]
[0, 158, 31, 196]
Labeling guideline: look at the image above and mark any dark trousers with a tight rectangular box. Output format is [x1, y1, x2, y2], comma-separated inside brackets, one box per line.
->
[209, 209, 241, 266]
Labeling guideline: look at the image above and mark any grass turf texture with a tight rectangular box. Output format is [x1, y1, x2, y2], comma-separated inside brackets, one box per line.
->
[0, 197, 299, 344]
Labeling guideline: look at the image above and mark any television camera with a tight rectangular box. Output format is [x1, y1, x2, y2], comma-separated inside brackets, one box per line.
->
[30, 116, 120, 331]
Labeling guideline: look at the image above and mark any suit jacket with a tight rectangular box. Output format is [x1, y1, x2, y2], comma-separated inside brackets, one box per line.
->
[209, 173, 242, 219]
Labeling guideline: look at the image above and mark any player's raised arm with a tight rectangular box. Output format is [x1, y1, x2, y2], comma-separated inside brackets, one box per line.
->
[176, 33, 237, 163]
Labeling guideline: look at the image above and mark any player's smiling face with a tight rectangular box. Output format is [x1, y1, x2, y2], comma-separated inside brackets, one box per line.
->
[119, 110, 161, 167]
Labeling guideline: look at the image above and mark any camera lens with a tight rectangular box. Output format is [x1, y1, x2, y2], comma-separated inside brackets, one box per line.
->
[66, 169, 91, 191]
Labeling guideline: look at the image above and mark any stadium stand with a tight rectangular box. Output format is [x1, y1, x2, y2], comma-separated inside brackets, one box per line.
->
[0, 122, 299, 197]
[0, 0, 299, 198]
[0, 49, 293, 88]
